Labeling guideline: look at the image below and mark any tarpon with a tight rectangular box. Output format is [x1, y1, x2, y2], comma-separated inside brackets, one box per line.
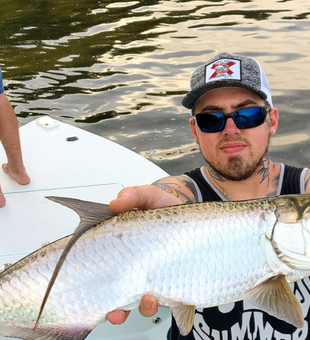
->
[1, 194, 310, 339]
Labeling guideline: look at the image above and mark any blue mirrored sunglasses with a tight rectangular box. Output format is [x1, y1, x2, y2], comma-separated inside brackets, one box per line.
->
[195, 106, 270, 133]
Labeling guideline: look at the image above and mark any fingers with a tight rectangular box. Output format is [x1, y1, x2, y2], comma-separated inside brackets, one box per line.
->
[110, 183, 182, 214]
[107, 310, 130, 324]
[139, 294, 158, 317]
[110, 185, 161, 213]
[107, 295, 159, 325]
[110, 186, 143, 213]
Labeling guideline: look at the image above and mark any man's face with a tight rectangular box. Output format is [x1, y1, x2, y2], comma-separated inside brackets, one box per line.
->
[189, 87, 279, 181]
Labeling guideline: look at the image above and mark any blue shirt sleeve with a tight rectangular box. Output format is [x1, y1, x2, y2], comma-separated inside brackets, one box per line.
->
[0, 67, 4, 94]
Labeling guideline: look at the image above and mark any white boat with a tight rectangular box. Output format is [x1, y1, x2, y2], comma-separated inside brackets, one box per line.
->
[0, 117, 171, 340]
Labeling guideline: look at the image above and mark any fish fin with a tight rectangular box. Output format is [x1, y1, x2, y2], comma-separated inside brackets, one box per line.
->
[243, 275, 304, 328]
[46, 196, 116, 233]
[167, 301, 195, 336]
[0, 323, 92, 340]
[34, 197, 116, 329]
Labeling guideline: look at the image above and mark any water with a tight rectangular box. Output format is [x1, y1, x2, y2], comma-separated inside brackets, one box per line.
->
[1, 0, 310, 175]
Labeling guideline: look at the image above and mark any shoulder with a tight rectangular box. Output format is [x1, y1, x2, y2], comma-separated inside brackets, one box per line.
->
[304, 169, 310, 193]
[152, 175, 199, 203]
[282, 165, 310, 194]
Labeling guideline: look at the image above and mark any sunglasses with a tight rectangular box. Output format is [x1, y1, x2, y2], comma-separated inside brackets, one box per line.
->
[195, 106, 270, 133]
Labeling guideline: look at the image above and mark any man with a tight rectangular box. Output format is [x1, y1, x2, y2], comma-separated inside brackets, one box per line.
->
[0, 66, 30, 207]
[107, 52, 310, 339]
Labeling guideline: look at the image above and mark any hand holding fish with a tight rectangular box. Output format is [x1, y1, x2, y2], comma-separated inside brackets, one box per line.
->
[109, 183, 184, 213]
[107, 295, 159, 324]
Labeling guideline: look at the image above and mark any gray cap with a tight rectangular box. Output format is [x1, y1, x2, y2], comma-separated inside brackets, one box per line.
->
[182, 52, 273, 110]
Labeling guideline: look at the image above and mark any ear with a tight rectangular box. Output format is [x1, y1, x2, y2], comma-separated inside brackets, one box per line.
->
[189, 118, 199, 144]
[269, 107, 279, 135]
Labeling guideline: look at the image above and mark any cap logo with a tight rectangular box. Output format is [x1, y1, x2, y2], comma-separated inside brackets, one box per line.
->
[206, 58, 241, 83]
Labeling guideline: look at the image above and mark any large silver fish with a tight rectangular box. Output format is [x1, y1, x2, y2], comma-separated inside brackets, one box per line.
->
[1, 194, 310, 340]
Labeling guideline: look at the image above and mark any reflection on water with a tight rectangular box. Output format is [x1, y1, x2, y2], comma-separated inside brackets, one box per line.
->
[0, 0, 310, 174]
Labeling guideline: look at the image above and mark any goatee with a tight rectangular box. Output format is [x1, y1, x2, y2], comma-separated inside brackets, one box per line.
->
[202, 134, 271, 182]
[214, 154, 266, 181]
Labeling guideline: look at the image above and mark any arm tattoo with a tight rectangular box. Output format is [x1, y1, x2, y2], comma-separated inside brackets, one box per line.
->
[153, 182, 192, 203]
[153, 176, 199, 203]
[179, 176, 200, 202]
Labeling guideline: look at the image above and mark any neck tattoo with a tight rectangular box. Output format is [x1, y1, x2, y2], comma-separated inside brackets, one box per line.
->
[257, 155, 270, 184]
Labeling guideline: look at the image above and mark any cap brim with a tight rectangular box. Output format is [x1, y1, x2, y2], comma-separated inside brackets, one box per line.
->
[182, 81, 268, 109]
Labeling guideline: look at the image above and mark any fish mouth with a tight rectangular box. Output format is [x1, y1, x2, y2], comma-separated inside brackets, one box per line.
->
[219, 142, 246, 154]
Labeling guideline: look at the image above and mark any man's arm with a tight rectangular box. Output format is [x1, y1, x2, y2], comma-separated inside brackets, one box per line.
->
[107, 175, 199, 324]
[305, 169, 310, 193]
[110, 175, 199, 213]
[152, 176, 199, 203]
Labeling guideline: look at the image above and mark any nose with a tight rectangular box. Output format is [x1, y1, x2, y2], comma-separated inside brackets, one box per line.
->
[222, 117, 240, 134]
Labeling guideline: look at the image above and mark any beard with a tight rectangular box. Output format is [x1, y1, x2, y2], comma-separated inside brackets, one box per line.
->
[202, 134, 270, 182]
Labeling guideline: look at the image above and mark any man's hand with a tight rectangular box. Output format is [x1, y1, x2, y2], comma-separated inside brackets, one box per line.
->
[109, 184, 183, 213]
[107, 295, 159, 324]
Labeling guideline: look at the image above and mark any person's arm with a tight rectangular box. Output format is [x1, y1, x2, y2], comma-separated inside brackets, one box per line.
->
[107, 175, 199, 324]
[305, 169, 310, 193]
[110, 175, 199, 213]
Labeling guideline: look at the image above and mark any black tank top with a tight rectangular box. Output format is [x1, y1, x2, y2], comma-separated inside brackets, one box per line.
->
[169, 164, 309, 340]
[184, 164, 305, 201]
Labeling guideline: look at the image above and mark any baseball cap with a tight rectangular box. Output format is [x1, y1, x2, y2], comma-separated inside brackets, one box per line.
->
[182, 52, 273, 113]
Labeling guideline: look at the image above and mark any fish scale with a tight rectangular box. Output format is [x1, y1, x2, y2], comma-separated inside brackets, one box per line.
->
[1, 195, 310, 339]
